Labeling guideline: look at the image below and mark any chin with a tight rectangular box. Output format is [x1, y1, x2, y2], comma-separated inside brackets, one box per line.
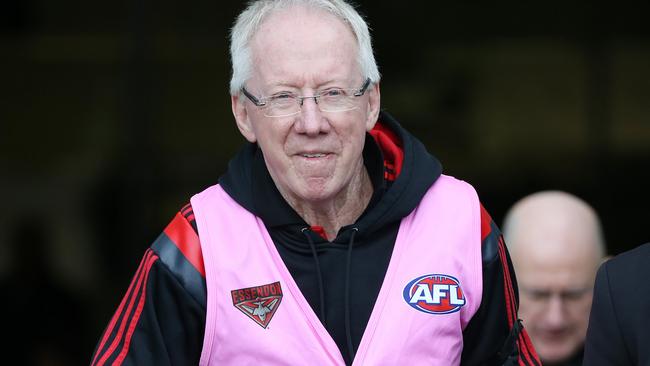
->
[296, 179, 337, 201]
[298, 188, 334, 203]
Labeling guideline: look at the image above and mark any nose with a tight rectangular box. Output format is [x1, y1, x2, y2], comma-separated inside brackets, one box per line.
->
[543, 295, 567, 328]
[294, 97, 330, 136]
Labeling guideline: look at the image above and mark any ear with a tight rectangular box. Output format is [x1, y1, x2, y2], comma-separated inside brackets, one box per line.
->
[365, 82, 381, 131]
[232, 94, 257, 143]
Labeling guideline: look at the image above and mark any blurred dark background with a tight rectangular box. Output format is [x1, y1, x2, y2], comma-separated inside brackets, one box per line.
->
[1, 0, 648, 364]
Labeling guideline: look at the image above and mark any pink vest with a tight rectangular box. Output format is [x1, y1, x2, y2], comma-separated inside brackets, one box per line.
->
[191, 175, 483, 365]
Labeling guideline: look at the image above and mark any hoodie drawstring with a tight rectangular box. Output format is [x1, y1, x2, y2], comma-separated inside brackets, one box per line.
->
[302, 226, 359, 364]
[302, 227, 326, 323]
[345, 227, 358, 363]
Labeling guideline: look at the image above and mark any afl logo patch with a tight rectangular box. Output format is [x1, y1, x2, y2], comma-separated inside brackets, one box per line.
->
[403, 274, 466, 314]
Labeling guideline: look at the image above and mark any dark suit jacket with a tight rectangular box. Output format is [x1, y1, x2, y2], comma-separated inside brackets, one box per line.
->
[583, 242, 650, 366]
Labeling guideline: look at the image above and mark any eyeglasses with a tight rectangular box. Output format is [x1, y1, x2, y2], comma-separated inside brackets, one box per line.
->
[241, 78, 371, 118]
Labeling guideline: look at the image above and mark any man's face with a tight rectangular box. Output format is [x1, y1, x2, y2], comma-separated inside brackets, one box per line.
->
[515, 247, 596, 364]
[232, 6, 380, 205]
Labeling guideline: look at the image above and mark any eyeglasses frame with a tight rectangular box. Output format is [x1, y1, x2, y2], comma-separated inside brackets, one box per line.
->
[241, 78, 372, 113]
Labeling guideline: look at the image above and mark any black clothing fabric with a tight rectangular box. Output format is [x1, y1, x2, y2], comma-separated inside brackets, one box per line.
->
[583, 243, 650, 366]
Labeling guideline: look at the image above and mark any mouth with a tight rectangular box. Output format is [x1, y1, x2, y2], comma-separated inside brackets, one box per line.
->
[300, 153, 328, 158]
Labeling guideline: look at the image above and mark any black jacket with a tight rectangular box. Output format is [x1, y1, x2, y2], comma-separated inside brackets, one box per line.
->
[91, 111, 539, 365]
[583, 242, 650, 366]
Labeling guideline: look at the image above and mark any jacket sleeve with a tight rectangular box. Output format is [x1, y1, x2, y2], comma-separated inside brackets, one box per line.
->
[461, 204, 541, 366]
[90, 204, 207, 366]
[582, 260, 632, 365]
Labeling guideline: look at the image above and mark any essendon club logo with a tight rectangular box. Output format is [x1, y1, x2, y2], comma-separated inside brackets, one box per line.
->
[403, 274, 466, 314]
[231, 281, 283, 328]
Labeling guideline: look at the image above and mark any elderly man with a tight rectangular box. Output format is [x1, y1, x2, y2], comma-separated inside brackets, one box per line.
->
[503, 191, 606, 366]
[91, 1, 539, 365]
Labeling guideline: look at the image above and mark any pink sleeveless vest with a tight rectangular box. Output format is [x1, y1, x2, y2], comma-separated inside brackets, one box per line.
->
[191, 175, 483, 365]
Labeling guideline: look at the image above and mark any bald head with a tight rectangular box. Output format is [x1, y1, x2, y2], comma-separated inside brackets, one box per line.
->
[503, 191, 605, 364]
[503, 191, 605, 262]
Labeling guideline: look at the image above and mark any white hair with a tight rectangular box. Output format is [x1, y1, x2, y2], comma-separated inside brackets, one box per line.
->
[229, 0, 381, 96]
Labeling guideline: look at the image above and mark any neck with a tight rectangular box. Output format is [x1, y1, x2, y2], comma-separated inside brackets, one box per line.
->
[287, 165, 373, 240]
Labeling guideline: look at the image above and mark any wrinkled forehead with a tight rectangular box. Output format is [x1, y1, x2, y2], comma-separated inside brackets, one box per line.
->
[248, 5, 360, 86]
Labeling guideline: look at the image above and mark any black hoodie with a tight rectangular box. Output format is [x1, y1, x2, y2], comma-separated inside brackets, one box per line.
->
[91, 111, 540, 366]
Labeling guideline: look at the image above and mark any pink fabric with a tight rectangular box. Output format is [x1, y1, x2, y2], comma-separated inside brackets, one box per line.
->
[191, 174, 482, 366]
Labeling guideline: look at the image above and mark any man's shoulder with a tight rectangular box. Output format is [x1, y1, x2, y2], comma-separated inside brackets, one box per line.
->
[150, 203, 207, 307]
[433, 174, 476, 190]
[596, 243, 650, 322]
[593, 243, 650, 358]
[609, 242, 650, 266]
[602, 242, 650, 283]
[421, 174, 479, 209]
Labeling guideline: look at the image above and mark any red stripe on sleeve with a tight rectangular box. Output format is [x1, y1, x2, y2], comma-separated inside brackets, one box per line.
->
[518, 332, 534, 366]
[163, 212, 205, 277]
[497, 237, 517, 328]
[91, 250, 151, 366]
[479, 204, 493, 241]
[181, 203, 192, 216]
[113, 252, 159, 365]
[497, 236, 542, 365]
[94, 250, 154, 366]
[518, 328, 542, 365]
